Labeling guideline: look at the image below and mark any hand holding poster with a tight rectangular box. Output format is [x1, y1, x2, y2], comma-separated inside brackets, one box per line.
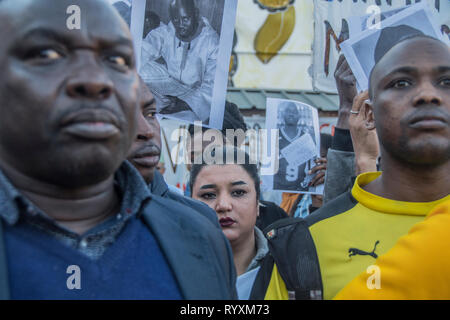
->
[263, 98, 323, 195]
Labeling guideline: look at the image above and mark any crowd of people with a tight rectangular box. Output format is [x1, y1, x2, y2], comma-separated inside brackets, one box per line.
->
[0, 0, 448, 300]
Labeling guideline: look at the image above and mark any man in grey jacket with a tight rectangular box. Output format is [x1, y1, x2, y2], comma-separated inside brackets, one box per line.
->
[0, 0, 236, 300]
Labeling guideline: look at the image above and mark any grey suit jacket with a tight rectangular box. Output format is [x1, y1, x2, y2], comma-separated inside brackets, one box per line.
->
[140, 194, 237, 299]
[0, 162, 237, 300]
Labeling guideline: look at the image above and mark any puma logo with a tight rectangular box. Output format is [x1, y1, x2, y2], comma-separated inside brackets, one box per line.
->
[348, 240, 380, 259]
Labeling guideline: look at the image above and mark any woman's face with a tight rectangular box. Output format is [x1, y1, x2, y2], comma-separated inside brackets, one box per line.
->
[192, 164, 259, 244]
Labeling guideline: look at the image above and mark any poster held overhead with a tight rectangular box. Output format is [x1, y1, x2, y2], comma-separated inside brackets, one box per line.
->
[347, 6, 407, 37]
[311, 0, 449, 94]
[340, 1, 448, 92]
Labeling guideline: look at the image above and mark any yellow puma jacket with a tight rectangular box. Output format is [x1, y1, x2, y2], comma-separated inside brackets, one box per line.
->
[335, 199, 450, 300]
[262, 172, 449, 300]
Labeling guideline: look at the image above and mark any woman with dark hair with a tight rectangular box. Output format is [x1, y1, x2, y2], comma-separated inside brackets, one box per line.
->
[186, 102, 288, 229]
[190, 147, 289, 300]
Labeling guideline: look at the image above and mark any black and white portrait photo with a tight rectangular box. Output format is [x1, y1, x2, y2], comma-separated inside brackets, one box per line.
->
[341, 2, 447, 91]
[134, 0, 237, 128]
[264, 99, 322, 195]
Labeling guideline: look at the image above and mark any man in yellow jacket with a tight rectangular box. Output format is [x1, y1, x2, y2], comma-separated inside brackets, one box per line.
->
[335, 199, 450, 300]
[261, 35, 450, 300]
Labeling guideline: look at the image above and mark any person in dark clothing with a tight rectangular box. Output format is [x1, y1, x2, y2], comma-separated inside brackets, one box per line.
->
[127, 77, 161, 185]
[127, 77, 219, 226]
[256, 200, 288, 231]
[273, 102, 310, 191]
[0, 0, 236, 300]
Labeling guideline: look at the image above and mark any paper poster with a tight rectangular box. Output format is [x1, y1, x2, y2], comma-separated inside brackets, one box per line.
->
[312, 0, 449, 93]
[129, 0, 238, 130]
[340, 1, 448, 91]
[280, 133, 316, 168]
[263, 98, 323, 195]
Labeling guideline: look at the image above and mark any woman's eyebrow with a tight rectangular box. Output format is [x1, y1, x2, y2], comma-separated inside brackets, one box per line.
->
[231, 181, 247, 186]
[436, 66, 450, 73]
[200, 184, 216, 190]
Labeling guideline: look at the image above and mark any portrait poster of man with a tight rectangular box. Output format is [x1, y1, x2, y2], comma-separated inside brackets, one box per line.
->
[132, 0, 237, 129]
[340, 1, 447, 91]
[264, 98, 323, 195]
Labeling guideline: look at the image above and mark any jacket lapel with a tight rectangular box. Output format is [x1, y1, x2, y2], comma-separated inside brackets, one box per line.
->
[0, 219, 10, 300]
[149, 171, 169, 197]
[141, 198, 225, 300]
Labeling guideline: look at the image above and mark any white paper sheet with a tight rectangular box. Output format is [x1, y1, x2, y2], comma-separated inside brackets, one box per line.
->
[340, 1, 448, 91]
[263, 98, 323, 195]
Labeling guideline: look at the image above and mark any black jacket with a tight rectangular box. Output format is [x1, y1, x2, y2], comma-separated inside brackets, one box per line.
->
[256, 200, 288, 230]
[150, 171, 220, 228]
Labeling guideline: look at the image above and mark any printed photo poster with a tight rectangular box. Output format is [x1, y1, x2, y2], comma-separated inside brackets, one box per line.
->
[347, 6, 407, 37]
[340, 1, 448, 92]
[312, 0, 449, 93]
[263, 98, 323, 195]
[128, 0, 238, 130]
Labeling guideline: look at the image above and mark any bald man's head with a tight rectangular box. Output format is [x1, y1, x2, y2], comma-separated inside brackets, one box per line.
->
[369, 34, 440, 100]
[0, 0, 140, 188]
[169, 0, 199, 41]
[366, 36, 450, 167]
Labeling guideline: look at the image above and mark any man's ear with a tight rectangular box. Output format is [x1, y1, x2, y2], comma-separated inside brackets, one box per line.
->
[363, 100, 376, 130]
